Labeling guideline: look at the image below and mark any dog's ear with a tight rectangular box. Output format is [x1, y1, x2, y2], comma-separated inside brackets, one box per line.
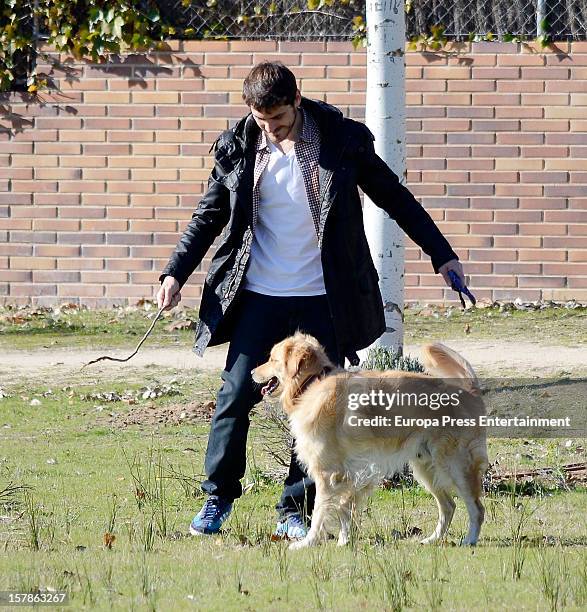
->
[286, 345, 310, 379]
[286, 344, 319, 379]
[279, 341, 293, 372]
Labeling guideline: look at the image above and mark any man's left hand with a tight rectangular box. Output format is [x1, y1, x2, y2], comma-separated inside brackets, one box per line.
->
[438, 259, 465, 289]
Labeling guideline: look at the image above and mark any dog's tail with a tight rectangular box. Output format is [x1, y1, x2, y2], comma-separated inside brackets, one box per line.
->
[421, 343, 481, 395]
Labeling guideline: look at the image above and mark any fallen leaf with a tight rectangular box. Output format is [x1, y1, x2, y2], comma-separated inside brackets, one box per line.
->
[165, 319, 194, 331]
[270, 533, 287, 542]
[418, 308, 435, 317]
[475, 298, 494, 309]
[103, 532, 116, 549]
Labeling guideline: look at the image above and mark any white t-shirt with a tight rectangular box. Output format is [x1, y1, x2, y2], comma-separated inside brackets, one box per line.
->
[244, 139, 326, 296]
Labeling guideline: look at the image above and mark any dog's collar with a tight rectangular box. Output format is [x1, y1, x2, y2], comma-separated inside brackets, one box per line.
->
[295, 366, 334, 398]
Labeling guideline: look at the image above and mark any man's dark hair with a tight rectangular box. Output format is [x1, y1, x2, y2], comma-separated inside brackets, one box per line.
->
[242, 62, 298, 110]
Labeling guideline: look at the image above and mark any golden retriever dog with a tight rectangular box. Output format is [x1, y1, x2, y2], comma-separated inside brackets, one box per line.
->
[252, 332, 488, 549]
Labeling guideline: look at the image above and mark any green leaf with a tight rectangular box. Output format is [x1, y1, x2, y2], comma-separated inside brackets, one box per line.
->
[146, 8, 160, 22]
[54, 34, 68, 48]
[537, 34, 550, 48]
[101, 21, 112, 37]
[93, 35, 104, 55]
[430, 24, 445, 38]
[112, 15, 124, 39]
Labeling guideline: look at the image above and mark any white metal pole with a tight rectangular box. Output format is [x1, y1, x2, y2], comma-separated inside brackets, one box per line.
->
[536, 0, 547, 38]
[362, 0, 406, 356]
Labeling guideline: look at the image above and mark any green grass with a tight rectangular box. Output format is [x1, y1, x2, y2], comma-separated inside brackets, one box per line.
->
[1, 303, 585, 350]
[0, 304, 199, 350]
[1, 303, 585, 609]
[1, 375, 586, 610]
[404, 304, 587, 346]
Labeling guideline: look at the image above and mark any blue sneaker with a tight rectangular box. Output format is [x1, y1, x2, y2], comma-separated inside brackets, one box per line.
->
[189, 496, 233, 535]
[274, 514, 308, 540]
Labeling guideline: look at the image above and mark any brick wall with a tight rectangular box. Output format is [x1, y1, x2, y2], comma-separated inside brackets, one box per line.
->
[1, 40, 586, 307]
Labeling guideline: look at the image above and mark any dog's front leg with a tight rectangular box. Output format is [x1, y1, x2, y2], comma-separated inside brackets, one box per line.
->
[289, 476, 330, 550]
[336, 496, 353, 547]
[337, 523, 350, 547]
[289, 500, 328, 549]
[289, 510, 327, 550]
[337, 485, 371, 547]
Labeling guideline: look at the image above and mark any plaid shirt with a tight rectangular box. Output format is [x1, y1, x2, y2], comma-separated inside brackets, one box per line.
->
[252, 107, 322, 236]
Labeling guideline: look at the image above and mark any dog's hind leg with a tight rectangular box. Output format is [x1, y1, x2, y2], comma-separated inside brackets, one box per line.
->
[450, 460, 485, 546]
[454, 482, 484, 546]
[460, 496, 484, 546]
[411, 460, 456, 544]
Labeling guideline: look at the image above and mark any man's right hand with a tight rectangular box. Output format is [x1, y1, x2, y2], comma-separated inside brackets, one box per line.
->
[157, 276, 181, 310]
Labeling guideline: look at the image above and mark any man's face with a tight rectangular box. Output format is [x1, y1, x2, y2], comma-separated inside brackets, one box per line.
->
[250, 98, 299, 144]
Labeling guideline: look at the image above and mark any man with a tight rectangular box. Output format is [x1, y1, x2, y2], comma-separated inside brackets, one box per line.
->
[157, 62, 464, 539]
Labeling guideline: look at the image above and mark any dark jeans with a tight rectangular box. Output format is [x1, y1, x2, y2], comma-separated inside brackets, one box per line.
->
[201, 290, 341, 520]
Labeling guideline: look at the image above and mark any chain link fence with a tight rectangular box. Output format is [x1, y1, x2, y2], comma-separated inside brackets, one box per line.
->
[406, 0, 586, 40]
[156, 0, 358, 39]
[156, 0, 586, 40]
[546, 0, 587, 38]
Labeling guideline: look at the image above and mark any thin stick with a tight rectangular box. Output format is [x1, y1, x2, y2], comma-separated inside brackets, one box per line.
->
[80, 306, 166, 369]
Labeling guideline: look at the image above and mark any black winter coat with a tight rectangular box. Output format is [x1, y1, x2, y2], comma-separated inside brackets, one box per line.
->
[159, 98, 458, 360]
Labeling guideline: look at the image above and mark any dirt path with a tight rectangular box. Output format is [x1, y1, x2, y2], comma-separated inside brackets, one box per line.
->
[1, 340, 585, 385]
